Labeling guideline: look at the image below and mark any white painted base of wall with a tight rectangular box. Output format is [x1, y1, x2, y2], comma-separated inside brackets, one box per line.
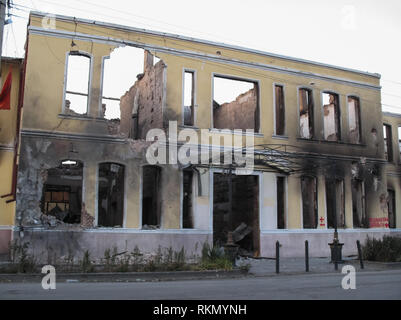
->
[260, 229, 401, 257]
[11, 228, 401, 261]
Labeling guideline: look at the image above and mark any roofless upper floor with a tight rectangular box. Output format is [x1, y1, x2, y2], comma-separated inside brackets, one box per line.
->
[22, 11, 384, 161]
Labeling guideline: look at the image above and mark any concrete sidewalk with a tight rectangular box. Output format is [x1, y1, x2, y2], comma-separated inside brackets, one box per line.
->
[237, 256, 401, 276]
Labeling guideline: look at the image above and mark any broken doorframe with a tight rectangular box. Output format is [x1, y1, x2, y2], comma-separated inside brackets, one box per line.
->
[94, 160, 128, 228]
[181, 68, 197, 127]
[209, 167, 263, 241]
[61, 50, 94, 116]
[210, 72, 261, 133]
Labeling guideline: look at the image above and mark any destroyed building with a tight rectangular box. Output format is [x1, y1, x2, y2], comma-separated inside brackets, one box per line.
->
[0, 11, 400, 260]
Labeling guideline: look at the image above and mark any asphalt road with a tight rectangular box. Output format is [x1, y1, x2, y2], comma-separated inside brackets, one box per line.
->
[0, 270, 400, 300]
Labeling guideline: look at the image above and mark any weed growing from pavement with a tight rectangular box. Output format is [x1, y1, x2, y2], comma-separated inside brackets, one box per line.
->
[1, 241, 235, 273]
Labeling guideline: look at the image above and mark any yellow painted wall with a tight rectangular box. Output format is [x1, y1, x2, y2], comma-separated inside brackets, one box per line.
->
[383, 113, 401, 228]
[0, 58, 22, 227]
[21, 12, 385, 230]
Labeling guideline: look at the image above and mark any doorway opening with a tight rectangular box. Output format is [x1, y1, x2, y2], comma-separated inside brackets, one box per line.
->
[213, 173, 260, 257]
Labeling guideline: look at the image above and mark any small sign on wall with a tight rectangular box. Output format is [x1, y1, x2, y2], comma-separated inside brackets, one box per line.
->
[369, 217, 389, 228]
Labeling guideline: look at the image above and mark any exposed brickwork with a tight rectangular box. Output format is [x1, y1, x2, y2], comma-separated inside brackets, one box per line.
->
[213, 88, 258, 131]
[80, 203, 94, 229]
[119, 54, 165, 139]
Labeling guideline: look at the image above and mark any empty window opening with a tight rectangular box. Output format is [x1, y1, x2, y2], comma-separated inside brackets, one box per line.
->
[352, 179, 367, 228]
[325, 179, 345, 229]
[322, 92, 341, 141]
[97, 163, 125, 228]
[182, 169, 194, 228]
[65, 52, 91, 115]
[275, 85, 285, 135]
[142, 166, 162, 229]
[301, 176, 318, 229]
[213, 76, 259, 131]
[276, 176, 286, 229]
[384, 124, 393, 162]
[101, 46, 144, 120]
[299, 88, 314, 139]
[398, 127, 401, 161]
[348, 96, 361, 144]
[183, 71, 195, 126]
[213, 173, 260, 257]
[387, 189, 396, 229]
[41, 160, 83, 224]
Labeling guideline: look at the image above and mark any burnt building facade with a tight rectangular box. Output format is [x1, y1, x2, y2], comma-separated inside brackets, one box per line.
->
[2, 11, 400, 260]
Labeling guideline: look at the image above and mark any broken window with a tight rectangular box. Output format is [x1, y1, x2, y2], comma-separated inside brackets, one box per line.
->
[183, 71, 195, 126]
[348, 96, 361, 144]
[399, 127, 401, 162]
[299, 88, 314, 139]
[213, 76, 259, 131]
[65, 52, 91, 115]
[276, 176, 286, 229]
[301, 176, 318, 229]
[383, 124, 393, 162]
[41, 160, 83, 224]
[352, 179, 367, 228]
[142, 166, 161, 229]
[388, 189, 396, 229]
[182, 169, 194, 228]
[101, 46, 144, 120]
[275, 85, 285, 135]
[322, 92, 341, 141]
[97, 163, 125, 228]
[325, 179, 345, 228]
[213, 173, 260, 257]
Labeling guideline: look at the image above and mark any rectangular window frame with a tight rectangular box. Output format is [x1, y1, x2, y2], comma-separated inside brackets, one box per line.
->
[301, 175, 318, 229]
[387, 188, 396, 229]
[347, 95, 362, 144]
[276, 175, 287, 229]
[62, 51, 93, 116]
[325, 178, 346, 229]
[297, 87, 314, 139]
[384, 123, 393, 162]
[211, 73, 261, 133]
[182, 69, 197, 127]
[321, 91, 341, 142]
[273, 83, 286, 136]
[181, 169, 195, 229]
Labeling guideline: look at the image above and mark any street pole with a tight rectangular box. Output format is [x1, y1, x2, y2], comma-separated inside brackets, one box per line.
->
[228, 164, 233, 233]
[0, 0, 7, 77]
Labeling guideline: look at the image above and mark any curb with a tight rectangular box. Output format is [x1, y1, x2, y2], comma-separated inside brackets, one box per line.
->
[0, 269, 248, 283]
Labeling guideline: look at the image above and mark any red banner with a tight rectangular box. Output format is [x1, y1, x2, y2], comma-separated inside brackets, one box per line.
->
[0, 69, 12, 110]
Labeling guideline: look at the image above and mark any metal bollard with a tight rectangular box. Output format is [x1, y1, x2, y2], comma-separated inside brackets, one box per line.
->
[305, 240, 309, 272]
[357, 240, 364, 269]
[276, 241, 280, 274]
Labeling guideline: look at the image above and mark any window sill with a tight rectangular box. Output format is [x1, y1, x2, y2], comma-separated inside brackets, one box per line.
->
[209, 128, 263, 137]
[296, 137, 367, 147]
[272, 134, 288, 140]
[179, 125, 200, 130]
[58, 113, 92, 121]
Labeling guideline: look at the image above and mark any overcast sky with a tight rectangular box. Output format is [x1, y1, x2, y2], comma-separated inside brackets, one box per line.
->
[3, 0, 401, 114]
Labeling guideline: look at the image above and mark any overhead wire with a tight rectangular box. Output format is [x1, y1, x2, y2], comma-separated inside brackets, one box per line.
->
[10, 0, 401, 112]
